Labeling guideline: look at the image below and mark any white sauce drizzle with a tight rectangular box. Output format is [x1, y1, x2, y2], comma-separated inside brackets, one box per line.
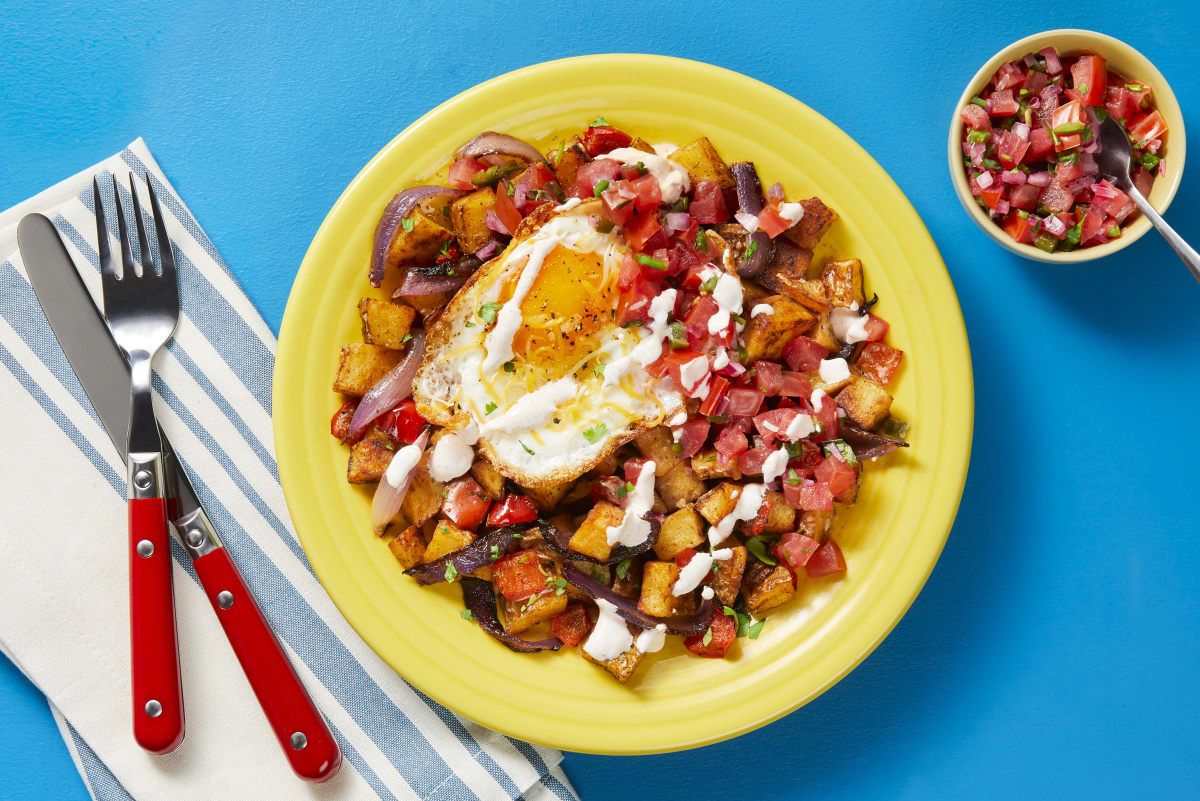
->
[830, 305, 870, 344]
[785, 413, 816, 441]
[604, 288, 677, 388]
[481, 235, 561, 372]
[750, 303, 775, 318]
[480, 377, 578, 434]
[761, 447, 791, 484]
[778, 201, 805, 225]
[711, 347, 730, 370]
[428, 422, 480, 482]
[811, 388, 828, 413]
[672, 552, 714, 595]
[597, 147, 691, 204]
[668, 408, 688, 427]
[606, 460, 657, 547]
[708, 483, 767, 546]
[554, 197, 582, 212]
[583, 599, 633, 661]
[703, 269, 744, 335]
[634, 623, 667, 654]
[383, 440, 424, 488]
[678, 355, 710, 396]
[701, 586, 715, 600]
[818, 357, 851, 385]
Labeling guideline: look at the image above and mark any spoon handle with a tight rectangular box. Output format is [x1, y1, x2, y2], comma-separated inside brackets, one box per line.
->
[1129, 188, 1200, 286]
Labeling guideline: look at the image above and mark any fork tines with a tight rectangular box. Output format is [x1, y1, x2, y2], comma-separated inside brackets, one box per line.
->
[92, 173, 178, 288]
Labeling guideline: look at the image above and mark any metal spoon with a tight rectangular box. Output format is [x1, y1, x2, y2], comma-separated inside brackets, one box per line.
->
[1095, 116, 1200, 284]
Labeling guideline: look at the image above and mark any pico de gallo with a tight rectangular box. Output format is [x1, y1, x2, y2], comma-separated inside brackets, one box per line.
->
[960, 46, 1167, 252]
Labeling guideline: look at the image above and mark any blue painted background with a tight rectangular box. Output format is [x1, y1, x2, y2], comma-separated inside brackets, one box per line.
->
[2, 1, 1198, 799]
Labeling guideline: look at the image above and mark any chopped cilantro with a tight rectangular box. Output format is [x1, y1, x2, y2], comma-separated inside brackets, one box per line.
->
[595, 218, 615, 234]
[400, 333, 413, 344]
[484, 401, 497, 415]
[615, 558, 632, 580]
[699, 274, 719, 293]
[634, 253, 668, 271]
[694, 229, 708, 251]
[503, 360, 516, 373]
[745, 536, 776, 566]
[743, 240, 759, 261]
[593, 179, 610, 198]
[460, 609, 473, 621]
[520, 440, 535, 456]
[786, 468, 802, 485]
[489, 545, 500, 561]
[634, 161, 648, 176]
[399, 216, 415, 233]
[747, 619, 765, 639]
[478, 301, 503, 325]
[592, 115, 609, 126]
[701, 627, 713, 647]
[724, 606, 751, 637]
[616, 481, 634, 500]
[444, 562, 459, 582]
[583, 423, 607, 444]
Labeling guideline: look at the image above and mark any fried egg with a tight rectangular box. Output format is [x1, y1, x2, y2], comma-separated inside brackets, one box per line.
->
[412, 199, 685, 487]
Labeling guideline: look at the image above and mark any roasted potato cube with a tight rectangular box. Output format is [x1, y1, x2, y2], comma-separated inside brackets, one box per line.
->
[582, 642, 644, 683]
[669, 137, 735, 189]
[422, 519, 474, 565]
[759, 243, 832, 314]
[358, 298, 417, 349]
[781, 197, 838, 250]
[627, 136, 657, 154]
[809, 311, 840, 352]
[657, 463, 707, 510]
[549, 143, 590, 191]
[587, 449, 622, 478]
[347, 428, 396, 484]
[692, 448, 742, 481]
[448, 189, 498, 254]
[807, 366, 853, 396]
[503, 589, 569, 635]
[398, 453, 445, 529]
[799, 509, 833, 541]
[633, 426, 683, 475]
[837, 376, 893, 430]
[654, 507, 706, 561]
[333, 343, 403, 397]
[710, 544, 747, 606]
[637, 561, 681, 617]
[569, 503, 623, 561]
[762, 490, 796, 533]
[695, 482, 741, 526]
[384, 209, 453, 273]
[386, 524, 426, 568]
[611, 564, 640, 599]
[822, 258, 865, 308]
[523, 480, 574, 513]
[470, 460, 506, 500]
[742, 562, 796, 616]
[741, 295, 816, 362]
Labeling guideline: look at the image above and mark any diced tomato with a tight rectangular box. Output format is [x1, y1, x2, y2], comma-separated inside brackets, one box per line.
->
[714, 425, 748, 462]
[725, 386, 765, 417]
[1093, 180, 1135, 221]
[674, 416, 711, 458]
[992, 61, 1026, 91]
[486, 494, 538, 528]
[779, 371, 812, 398]
[996, 130, 1029, 167]
[1125, 82, 1152, 110]
[1078, 205, 1105, 244]
[861, 314, 889, 342]
[512, 162, 557, 213]
[798, 482, 833, 511]
[683, 294, 719, 344]
[815, 454, 857, 497]
[690, 180, 730, 224]
[1025, 127, 1054, 162]
[775, 531, 820, 571]
[753, 407, 799, 445]
[550, 604, 593, 647]
[492, 549, 547, 601]
[754, 360, 783, 395]
[590, 476, 624, 505]
[601, 182, 637, 226]
[737, 445, 772, 476]
[783, 336, 827, 372]
[756, 202, 793, 239]
[698, 375, 731, 417]
[855, 341, 903, 384]
[782, 479, 806, 509]
[330, 399, 363, 444]
[961, 103, 991, 131]
[625, 210, 664, 251]
[1008, 183, 1041, 210]
[1050, 100, 1086, 152]
[1066, 54, 1106, 106]
[1104, 86, 1139, 123]
[448, 157, 486, 191]
[744, 494, 772, 537]
[582, 125, 632, 156]
[1040, 180, 1075, 213]
[986, 89, 1019, 117]
[684, 611, 737, 658]
[805, 541, 846, 578]
[624, 457, 650, 484]
[1128, 110, 1168, 145]
[572, 159, 622, 198]
[1023, 70, 1049, 96]
[1055, 160, 1084, 184]
[630, 174, 662, 211]
[1132, 166, 1155, 199]
[813, 396, 840, 442]
[442, 477, 491, 530]
[376, 399, 427, 444]
[979, 183, 1004, 210]
[648, 350, 707, 396]
[492, 182, 523, 235]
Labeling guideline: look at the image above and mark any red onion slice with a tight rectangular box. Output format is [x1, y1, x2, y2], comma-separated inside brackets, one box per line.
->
[370, 187, 465, 287]
[563, 563, 714, 636]
[1040, 47, 1063, 74]
[663, 211, 690, 233]
[484, 209, 511, 236]
[455, 131, 544, 165]
[347, 329, 426, 439]
[475, 240, 499, 260]
[461, 578, 562, 653]
[767, 181, 784, 201]
[396, 271, 467, 297]
[1028, 171, 1053, 187]
[730, 162, 773, 278]
[840, 423, 909, 461]
[369, 429, 430, 534]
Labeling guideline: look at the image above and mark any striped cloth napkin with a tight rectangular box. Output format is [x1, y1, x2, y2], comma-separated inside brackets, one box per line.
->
[0, 139, 577, 801]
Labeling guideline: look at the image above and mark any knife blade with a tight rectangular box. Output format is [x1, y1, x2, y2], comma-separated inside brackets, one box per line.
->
[18, 212, 341, 781]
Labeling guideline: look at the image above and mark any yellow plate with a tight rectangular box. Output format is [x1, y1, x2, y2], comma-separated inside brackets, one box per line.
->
[275, 54, 973, 755]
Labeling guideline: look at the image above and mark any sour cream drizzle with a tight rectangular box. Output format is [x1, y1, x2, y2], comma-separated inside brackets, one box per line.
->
[481, 235, 561, 372]
[604, 289, 677, 388]
[709, 483, 767, 546]
[606, 460, 656, 547]
[750, 303, 774, 318]
[818, 357, 851, 385]
[761, 447, 791, 484]
[428, 422, 480, 482]
[699, 267, 744, 335]
[383, 439, 424, 488]
[480, 377, 578, 434]
[634, 623, 667, 654]
[584, 599, 633, 661]
[830, 302, 869, 344]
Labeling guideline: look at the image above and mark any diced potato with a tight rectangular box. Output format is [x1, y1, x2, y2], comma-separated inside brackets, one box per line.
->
[742, 562, 796, 616]
[569, 503, 623, 561]
[384, 209, 453, 273]
[347, 428, 396, 484]
[762, 490, 795, 533]
[651, 492, 668, 515]
[587, 449, 622, 478]
[741, 295, 816, 362]
[822, 258, 865, 308]
[710, 544, 747, 606]
[503, 589, 568, 635]
[386, 524, 425, 568]
[415, 194, 456, 228]
[633, 426, 683, 475]
[523, 480, 574, 513]
[807, 366, 853, 396]
[809, 311, 840, 352]
[836, 375, 893, 430]
[781, 197, 838, 250]
[628, 136, 657, 155]
[637, 561, 681, 617]
[332, 343, 403, 397]
[398, 453, 445, 529]
[695, 482, 741, 526]
[447, 189, 498, 254]
[470, 460, 506, 500]
[550, 143, 590, 191]
[582, 641, 644, 683]
[799, 509, 833, 541]
[669, 137, 735, 189]
[759, 244, 832, 313]
[654, 507, 706, 561]
[692, 448, 741, 481]
[657, 463, 707, 510]
[358, 298, 417, 350]
[422, 519, 474, 565]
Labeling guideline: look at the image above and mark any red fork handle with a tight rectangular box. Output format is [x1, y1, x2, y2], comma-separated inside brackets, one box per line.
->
[193, 546, 341, 782]
[129, 497, 185, 754]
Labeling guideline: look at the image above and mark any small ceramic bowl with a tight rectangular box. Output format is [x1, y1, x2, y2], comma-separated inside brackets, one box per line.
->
[947, 28, 1186, 262]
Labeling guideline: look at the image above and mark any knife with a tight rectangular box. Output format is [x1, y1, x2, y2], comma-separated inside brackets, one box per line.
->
[17, 212, 341, 782]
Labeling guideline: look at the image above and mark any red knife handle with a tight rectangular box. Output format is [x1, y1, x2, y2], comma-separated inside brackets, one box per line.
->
[129, 497, 185, 754]
[193, 547, 341, 782]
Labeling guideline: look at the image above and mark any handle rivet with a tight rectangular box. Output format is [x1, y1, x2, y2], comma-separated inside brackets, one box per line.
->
[290, 732, 307, 750]
[217, 590, 234, 609]
[185, 528, 206, 548]
[145, 699, 162, 718]
[133, 470, 152, 490]
[136, 539, 154, 557]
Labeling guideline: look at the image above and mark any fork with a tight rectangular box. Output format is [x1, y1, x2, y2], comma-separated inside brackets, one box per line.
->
[95, 173, 185, 754]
